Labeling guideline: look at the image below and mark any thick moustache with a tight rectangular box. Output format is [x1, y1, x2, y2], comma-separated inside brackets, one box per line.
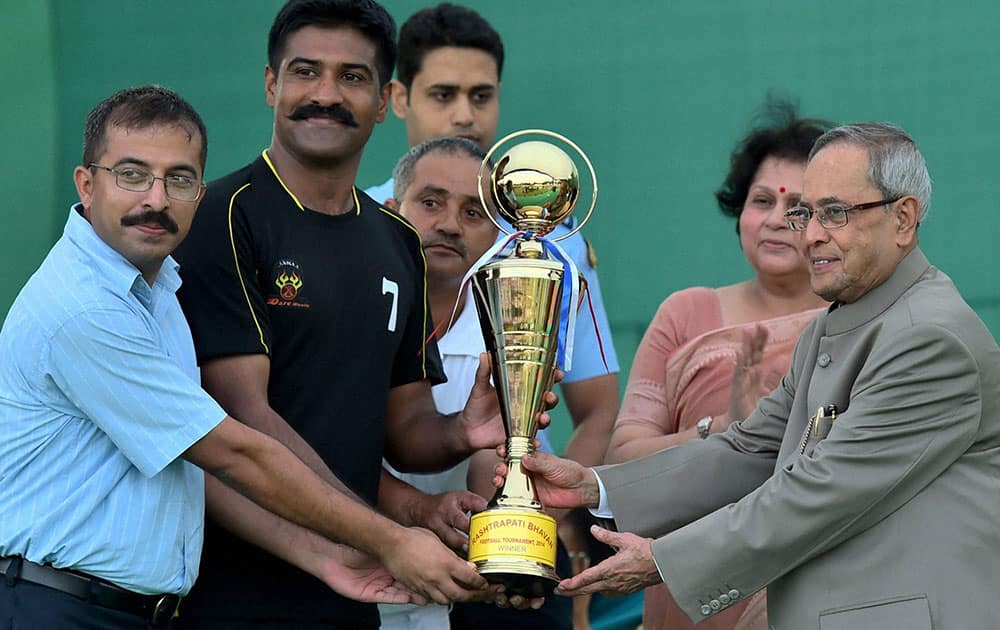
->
[121, 211, 178, 234]
[289, 104, 359, 128]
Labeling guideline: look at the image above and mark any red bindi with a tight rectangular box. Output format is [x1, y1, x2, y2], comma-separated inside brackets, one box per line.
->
[779, 186, 786, 193]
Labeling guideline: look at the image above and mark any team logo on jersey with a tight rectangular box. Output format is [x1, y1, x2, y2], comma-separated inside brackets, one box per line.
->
[276, 270, 302, 300]
[267, 259, 310, 308]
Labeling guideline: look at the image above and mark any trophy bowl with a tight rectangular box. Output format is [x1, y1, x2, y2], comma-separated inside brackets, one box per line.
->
[478, 129, 597, 242]
[491, 141, 580, 233]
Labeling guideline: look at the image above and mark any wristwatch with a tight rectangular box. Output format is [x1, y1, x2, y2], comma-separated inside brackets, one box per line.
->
[696, 416, 714, 439]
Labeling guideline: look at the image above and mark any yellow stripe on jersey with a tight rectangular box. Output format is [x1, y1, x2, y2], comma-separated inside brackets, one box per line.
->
[228, 182, 269, 354]
[261, 149, 362, 216]
[261, 149, 305, 211]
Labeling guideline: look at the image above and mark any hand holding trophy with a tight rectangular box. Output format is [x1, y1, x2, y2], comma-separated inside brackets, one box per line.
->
[466, 130, 597, 597]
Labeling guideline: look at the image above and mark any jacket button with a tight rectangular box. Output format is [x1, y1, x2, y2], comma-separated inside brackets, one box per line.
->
[701, 604, 712, 616]
[710, 599, 721, 610]
[719, 593, 731, 605]
[817, 353, 831, 367]
[729, 588, 741, 600]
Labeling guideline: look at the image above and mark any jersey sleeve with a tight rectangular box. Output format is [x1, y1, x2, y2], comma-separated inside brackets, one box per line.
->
[175, 183, 272, 362]
[391, 229, 445, 388]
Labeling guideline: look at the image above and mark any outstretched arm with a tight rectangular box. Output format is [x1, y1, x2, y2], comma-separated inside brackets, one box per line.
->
[192, 353, 494, 605]
[205, 475, 423, 605]
[200, 353, 363, 500]
[656, 325, 983, 621]
[186, 415, 494, 605]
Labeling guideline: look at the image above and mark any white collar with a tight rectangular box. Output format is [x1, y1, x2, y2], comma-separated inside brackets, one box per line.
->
[438, 288, 485, 357]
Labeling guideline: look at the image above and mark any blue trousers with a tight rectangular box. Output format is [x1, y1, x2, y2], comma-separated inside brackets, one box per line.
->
[0, 565, 169, 630]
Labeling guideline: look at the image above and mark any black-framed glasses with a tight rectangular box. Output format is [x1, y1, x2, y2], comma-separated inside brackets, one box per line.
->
[784, 196, 902, 231]
[88, 163, 205, 202]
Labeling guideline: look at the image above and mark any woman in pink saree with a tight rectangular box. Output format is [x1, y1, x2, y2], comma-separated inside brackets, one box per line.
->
[604, 101, 832, 630]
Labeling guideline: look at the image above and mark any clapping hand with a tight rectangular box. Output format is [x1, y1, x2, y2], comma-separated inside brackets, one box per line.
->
[714, 323, 771, 432]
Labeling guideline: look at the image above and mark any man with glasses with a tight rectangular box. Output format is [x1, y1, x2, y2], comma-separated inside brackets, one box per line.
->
[0, 85, 434, 628]
[497, 122, 1000, 628]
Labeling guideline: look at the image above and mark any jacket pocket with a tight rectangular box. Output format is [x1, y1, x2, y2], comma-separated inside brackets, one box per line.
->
[819, 594, 931, 630]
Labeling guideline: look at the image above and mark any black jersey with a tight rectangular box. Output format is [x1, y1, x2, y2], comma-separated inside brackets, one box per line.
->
[174, 152, 444, 628]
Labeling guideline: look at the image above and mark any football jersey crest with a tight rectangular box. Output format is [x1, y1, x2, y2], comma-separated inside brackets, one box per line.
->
[267, 259, 310, 308]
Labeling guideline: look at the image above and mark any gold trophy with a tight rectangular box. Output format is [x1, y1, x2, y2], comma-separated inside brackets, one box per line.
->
[466, 130, 597, 596]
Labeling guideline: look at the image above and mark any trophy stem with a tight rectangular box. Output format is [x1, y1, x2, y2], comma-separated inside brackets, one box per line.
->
[467, 130, 595, 597]
[496, 436, 540, 510]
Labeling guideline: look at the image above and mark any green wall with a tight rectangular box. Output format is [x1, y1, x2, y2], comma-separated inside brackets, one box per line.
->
[4, 1, 999, 449]
[0, 2, 59, 313]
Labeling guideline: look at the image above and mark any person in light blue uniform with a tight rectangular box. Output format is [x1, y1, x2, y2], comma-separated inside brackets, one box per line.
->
[0, 85, 428, 629]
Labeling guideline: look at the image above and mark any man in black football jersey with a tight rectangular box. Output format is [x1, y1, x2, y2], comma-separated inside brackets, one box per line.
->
[173, 1, 545, 628]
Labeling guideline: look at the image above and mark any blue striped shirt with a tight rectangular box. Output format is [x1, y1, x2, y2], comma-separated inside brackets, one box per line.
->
[0, 205, 226, 595]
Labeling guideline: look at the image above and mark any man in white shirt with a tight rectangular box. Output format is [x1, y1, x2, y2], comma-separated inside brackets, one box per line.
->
[378, 137, 502, 629]
[368, 3, 620, 479]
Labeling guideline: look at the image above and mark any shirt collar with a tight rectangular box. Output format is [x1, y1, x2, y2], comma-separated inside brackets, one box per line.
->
[259, 149, 362, 216]
[825, 247, 930, 335]
[65, 203, 182, 298]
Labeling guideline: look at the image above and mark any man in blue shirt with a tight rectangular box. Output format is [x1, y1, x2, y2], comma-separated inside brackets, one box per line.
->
[0, 85, 497, 628]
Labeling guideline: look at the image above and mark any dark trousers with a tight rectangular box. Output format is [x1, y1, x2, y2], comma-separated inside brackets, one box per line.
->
[1, 569, 170, 630]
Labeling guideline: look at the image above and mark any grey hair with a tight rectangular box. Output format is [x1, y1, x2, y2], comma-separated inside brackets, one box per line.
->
[392, 137, 488, 201]
[809, 122, 932, 222]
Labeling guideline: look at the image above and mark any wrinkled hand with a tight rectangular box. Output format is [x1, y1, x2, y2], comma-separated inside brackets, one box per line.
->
[493, 451, 598, 510]
[554, 526, 661, 596]
[317, 543, 427, 605]
[410, 490, 488, 552]
[380, 527, 498, 605]
[460, 353, 559, 451]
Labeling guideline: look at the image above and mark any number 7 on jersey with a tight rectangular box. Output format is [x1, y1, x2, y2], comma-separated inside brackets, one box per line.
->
[382, 277, 398, 332]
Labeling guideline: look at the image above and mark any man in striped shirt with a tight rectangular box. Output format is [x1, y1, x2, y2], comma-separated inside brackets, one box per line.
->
[0, 85, 479, 629]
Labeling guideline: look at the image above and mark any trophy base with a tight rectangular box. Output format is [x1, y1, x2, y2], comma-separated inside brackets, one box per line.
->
[468, 507, 560, 597]
[477, 559, 559, 597]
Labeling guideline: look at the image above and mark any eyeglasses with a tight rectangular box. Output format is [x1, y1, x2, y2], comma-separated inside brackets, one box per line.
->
[784, 196, 902, 231]
[89, 163, 205, 202]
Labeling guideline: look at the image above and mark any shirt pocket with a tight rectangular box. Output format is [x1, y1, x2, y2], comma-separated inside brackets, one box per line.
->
[819, 594, 931, 630]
